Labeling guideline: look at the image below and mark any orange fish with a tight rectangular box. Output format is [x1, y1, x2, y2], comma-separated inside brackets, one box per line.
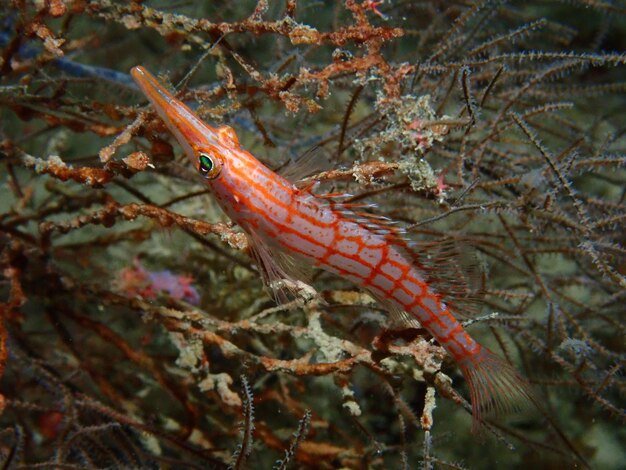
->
[131, 65, 532, 431]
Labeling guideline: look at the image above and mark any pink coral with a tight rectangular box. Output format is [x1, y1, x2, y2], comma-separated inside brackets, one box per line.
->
[115, 259, 200, 305]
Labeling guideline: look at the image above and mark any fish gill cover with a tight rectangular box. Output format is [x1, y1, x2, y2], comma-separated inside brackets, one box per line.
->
[0, 1, 624, 469]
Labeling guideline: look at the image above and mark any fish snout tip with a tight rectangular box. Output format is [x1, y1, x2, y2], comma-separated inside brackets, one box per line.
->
[130, 65, 148, 80]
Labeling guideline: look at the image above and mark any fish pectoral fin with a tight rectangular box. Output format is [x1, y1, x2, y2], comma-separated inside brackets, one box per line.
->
[246, 231, 315, 305]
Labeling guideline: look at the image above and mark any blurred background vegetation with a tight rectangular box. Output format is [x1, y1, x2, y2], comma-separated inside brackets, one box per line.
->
[0, 1, 624, 468]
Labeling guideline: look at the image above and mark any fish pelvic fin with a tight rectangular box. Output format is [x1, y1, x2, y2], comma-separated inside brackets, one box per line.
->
[458, 347, 535, 434]
[245, 230, 314, 305]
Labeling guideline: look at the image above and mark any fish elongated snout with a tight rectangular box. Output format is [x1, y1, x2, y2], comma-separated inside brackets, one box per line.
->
[130, 66, 221, 161]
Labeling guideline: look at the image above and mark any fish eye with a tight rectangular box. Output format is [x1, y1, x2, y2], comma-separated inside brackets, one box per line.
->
[198, 153, 213, 173]
[198, 152, 221, 179]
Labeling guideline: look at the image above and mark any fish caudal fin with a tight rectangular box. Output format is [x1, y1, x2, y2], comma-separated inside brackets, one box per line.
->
[459, 347, 534, 433]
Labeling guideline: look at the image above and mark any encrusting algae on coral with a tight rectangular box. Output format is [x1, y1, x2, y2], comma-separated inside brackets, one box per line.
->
[131, 65, 534, 432]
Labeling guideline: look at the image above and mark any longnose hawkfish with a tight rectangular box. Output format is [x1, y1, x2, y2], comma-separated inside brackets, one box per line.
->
[131, 65, 532, 431]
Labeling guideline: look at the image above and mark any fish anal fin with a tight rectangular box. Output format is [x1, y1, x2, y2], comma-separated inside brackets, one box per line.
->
[367, 290, 422, 330]
[246, 231, 314, 305]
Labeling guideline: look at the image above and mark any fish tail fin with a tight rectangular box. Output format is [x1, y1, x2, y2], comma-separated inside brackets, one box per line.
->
[459, 347, 534, 433]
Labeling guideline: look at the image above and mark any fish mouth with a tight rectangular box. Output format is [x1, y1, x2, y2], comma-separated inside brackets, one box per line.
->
[130, 66, 218, 159]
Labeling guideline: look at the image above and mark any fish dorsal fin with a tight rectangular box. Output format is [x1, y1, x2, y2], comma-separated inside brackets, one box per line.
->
[322, 202, 485, 318]
[278, 144, 332, 184]
[326, 200, 404, 237]
[217, 125, 239, 146]
[404, 237, 485, 318]
[245, 231, 314, 305]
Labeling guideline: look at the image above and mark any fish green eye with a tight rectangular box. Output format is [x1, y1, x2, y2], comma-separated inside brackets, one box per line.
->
[198, 152, 221, 179]
[199, 154, 213, 174]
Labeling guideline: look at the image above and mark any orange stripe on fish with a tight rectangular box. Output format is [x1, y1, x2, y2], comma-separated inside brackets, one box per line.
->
[131, 65, 534, 432]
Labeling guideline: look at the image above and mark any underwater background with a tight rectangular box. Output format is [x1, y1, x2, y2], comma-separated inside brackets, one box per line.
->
[0, 1, 624, 468]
